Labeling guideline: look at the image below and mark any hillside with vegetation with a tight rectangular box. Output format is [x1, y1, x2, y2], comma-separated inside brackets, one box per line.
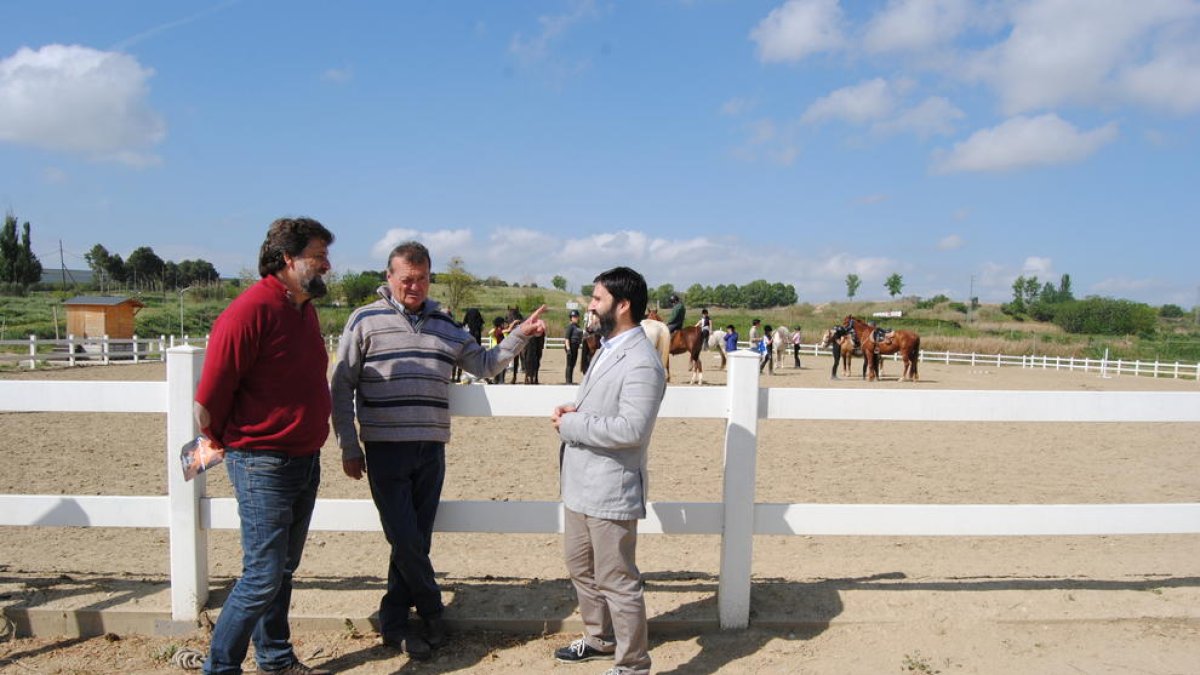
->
[2, 279, 1198, 366]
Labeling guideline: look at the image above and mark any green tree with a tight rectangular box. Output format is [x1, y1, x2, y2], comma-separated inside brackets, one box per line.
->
[1008, 275, 1027, 314]
[580, 283, 594, 298]
[441, 256, 479, 316]
[126, 246, 165, 289]
[845, 274, 861, 299]
[1053, 297, 1157, 335]
[552, 275, 567, 292]
[13, 221, 43, 285]
[1058, 273, 1074, 302]
[1160, 304, 1185, 318]
[339, 270, 383, 306]
[0, 215, 18, 283]
[685, 283, 707, 306]
[884, 273, 904, 298]
[0, 214, 43, 285]
[652, 283, 675, 306]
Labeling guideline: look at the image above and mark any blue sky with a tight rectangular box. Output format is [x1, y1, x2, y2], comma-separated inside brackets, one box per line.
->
[1, 0, 1198, 306]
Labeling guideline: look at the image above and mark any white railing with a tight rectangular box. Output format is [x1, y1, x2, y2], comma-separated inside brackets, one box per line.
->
[789, 343, 1200, 382]
[2, 348, 1198, 631]
[6, 333, 1197, 382]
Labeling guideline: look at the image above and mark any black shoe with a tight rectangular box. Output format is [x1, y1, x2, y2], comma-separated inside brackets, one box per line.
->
[554, 638, 615, 663]
[383, 634, 432, 661]
[423, 616, 448, 649]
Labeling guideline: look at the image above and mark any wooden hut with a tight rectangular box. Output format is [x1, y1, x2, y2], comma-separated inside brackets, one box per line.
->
[63, 296, 145, 339]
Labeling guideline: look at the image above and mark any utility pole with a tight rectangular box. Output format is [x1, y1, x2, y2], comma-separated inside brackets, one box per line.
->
[968, 275, 975, 323]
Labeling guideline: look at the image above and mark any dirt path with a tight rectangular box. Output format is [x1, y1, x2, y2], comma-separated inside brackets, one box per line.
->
[2, 350, 1198, 673]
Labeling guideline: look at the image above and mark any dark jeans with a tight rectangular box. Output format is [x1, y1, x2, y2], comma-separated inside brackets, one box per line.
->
[565, 343, 580, 383]
[205, 450, 320, 675]
[793, 344, 801, 367]
[365, 441, 446, 637]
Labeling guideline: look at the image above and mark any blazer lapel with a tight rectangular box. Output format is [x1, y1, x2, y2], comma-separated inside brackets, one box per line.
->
[575, 345, 624, 407]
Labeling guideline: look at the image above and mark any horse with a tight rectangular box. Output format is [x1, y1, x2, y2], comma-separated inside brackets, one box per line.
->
[647, 309, 705, 384]
[639, 318, 673, 379]
[818, 326, 856, 378]
[770, 325, 791, 370]
[707, 329, 728, 369]
[842, 315, 920, 382]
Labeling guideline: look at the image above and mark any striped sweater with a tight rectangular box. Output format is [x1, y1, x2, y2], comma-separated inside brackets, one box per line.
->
[331, 288, 529, 460]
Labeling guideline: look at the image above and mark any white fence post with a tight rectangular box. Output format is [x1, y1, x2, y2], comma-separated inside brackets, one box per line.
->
[718, 350, 760, 629]
[133, 334, 140, 364]
[68, 334, 76, 367]
[27, 335, 37, 369]
[166, 346, 208, 622]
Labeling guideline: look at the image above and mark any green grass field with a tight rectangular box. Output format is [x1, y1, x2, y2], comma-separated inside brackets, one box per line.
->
[2, 286, 1198, 364]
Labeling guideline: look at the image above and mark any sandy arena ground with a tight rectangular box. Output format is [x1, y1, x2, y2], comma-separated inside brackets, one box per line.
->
[1, 345, 1199, 673]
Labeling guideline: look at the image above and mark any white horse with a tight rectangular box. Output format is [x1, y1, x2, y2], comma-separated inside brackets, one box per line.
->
[771, 326, 791, 370]
[708, 329, 728, 370]
[640, 319, 673, 380]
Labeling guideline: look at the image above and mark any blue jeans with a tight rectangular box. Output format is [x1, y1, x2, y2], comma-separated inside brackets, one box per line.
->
[365, 441, 446, 638]
[205, 450, 320, 675]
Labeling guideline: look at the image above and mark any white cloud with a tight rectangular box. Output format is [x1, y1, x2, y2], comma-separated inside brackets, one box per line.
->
[751, 0, 846, 63]
[863, 0, 972, 54]
[802, 78, 899, 124]
[1022, 256, 1053, 276]
[321, 67, 353, 84]
[0, 44, 165, 166]
[363, 226, 904, 302]
[932, 114, 1118, 173]
[731, 118, 799, 166]
[874, 96, 965, 137]
[720, 97, 755, 116]
[1119, 38, 1200, 114]
[509, 0, 599, 66]
[370, 228, 474, 262]
[964, 0, 1200, 115]
[937, 234, 964, 250]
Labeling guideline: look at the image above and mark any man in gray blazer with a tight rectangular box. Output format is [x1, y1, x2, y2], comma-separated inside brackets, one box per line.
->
[551, 266, 667, 675]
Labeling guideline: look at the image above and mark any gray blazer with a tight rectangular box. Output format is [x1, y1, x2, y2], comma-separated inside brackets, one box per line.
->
[557, 326, 667, 520]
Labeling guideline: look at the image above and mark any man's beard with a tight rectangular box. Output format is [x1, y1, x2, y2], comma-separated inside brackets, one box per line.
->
[593, 306, 618, 338]
[302, 275, 328, 299]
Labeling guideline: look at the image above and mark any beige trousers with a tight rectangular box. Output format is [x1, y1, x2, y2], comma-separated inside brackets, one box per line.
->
[563, 507, 651, 674]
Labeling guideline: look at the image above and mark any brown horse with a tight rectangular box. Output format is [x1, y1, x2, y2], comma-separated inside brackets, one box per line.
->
[819, 326, 855, 378]
[842, 315, 920, 381]
[647, 309, 705, 384]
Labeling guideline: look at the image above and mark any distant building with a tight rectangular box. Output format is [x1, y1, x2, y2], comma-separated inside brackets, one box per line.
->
[63, 296, 145, 339]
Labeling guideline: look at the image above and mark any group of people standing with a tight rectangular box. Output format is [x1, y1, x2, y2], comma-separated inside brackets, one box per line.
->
[195, 217, 666, 675]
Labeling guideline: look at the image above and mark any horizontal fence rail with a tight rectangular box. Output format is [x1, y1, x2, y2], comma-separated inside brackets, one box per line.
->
[2, 332, 1197, 382]
[0, 348, 1198, 631]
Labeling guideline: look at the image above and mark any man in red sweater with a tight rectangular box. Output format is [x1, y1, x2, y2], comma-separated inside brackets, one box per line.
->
[195, 217, 335, 675]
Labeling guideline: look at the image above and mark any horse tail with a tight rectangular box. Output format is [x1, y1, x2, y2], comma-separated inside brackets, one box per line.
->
[910, 334, 921, 380]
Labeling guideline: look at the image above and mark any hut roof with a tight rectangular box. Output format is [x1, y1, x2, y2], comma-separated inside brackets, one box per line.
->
[63, 295, 146, 308]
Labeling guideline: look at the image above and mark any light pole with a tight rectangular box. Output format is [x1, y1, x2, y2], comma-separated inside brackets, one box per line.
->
[179, 285, 198, 337]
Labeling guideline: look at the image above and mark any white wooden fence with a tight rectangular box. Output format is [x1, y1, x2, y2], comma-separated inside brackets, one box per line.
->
[5, 333, 1197, 383]
[1, 348, 1199, 631]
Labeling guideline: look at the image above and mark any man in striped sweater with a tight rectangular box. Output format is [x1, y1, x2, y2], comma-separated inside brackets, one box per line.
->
[331, 241, 545, 660]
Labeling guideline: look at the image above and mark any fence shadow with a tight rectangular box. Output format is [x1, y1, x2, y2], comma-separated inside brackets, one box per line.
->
[0, 572, 169, 638]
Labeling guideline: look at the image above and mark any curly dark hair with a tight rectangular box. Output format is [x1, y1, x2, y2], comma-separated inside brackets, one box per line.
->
[257, 217, 334, 277]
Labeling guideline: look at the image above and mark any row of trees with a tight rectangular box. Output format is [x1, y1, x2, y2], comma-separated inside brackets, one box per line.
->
[85, 244, 220, 291]
[1005, 273, 1075, 319]
[1, 213, 44, 287]
[675, 280, 798, 309]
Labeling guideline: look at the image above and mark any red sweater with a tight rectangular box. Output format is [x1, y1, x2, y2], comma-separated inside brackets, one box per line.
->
[195, 275, 331, 456]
